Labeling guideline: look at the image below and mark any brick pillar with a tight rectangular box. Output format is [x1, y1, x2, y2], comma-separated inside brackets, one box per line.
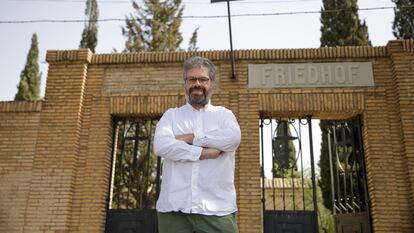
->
[387, 40, 414, 232]
[23, 49, 92, 233]
[363, 92, 403, 233]
[237, 91, 262, 233]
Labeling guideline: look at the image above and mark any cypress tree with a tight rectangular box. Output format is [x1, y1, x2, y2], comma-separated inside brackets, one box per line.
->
[15, 33, 41, 101]
[392, 0, 414, 39]
[319, 0, 371, 211]
[188, 27, 199, 51]
[320, 0, 371, 47]
[114, 0, 199, 209]
[123, 0, 183, 52]
[122, 0, 197, 52]
[272, 121, 298, 178]
[79, 0, 99, 53]
[317, 120, 333, 210]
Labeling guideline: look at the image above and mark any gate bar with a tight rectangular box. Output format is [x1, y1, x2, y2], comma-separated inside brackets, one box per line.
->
[143, 122, 153, 208]
[299, 120, 306, 210]
[356, 117, 371, 212]
[260, 116, 265, 213]
[118, 122, 127, 208]
[307, 116, 319, 228]
[107, 118, 119, 210]
[270, 120, 276, 210]
[333, 126, 344, 212]
[349, 123, 357, 212]
[327, 128, 336, 214]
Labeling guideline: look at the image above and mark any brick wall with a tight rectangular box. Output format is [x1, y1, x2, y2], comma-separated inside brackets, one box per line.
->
[0, 101, 41, 233]
[1, 41, 413, 232]
[387, 40, 414, 232]
[23, 49, 90, 232]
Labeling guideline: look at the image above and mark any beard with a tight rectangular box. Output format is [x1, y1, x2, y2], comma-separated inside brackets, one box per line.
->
[186, 86, 212, 106]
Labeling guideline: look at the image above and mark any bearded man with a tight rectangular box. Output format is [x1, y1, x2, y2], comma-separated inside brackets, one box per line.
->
[154, 56, 241, 233]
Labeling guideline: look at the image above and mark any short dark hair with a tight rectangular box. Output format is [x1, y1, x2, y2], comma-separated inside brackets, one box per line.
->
[183, 56, 216, 82]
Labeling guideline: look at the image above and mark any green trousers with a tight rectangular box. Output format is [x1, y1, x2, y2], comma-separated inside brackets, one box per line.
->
[157, 212, 239, 233]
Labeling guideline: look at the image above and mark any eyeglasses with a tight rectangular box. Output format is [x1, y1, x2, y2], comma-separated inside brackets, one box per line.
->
[185, 76, 210, 85]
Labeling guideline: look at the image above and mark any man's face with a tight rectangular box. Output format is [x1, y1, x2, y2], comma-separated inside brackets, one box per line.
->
[184, 67, 213, 107]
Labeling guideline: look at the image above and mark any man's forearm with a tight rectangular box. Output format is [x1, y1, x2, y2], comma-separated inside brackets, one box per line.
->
[154, 135, 202, 162]
[175, 134, 194, 144]
[200, 148, 223, 160]
[175, 134, 223, 160]
[192, 128, 241, 153]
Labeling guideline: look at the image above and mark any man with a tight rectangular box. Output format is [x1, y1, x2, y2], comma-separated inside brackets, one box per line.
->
[154, 56, 241, 233]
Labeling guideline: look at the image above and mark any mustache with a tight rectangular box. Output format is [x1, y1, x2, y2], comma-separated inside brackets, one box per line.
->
[189, 86, 206, 94]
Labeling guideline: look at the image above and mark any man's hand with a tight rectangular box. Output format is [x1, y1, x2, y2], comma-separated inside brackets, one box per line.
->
[175, 134, 194, 145]
[200, 148, 223, 160]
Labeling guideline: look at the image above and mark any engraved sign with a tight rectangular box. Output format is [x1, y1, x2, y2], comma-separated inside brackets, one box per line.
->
[248, 62, 374, 88]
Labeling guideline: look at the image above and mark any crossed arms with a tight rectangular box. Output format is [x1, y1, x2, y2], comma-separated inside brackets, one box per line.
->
[153, 109, 241, 162]
[173, 134, 222, 160]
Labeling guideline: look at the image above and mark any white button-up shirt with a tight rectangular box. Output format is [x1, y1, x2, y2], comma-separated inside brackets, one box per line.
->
[154, 103, 241, 216]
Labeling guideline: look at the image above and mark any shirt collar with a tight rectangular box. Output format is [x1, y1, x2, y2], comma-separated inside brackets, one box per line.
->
[186, 101, 212, 112]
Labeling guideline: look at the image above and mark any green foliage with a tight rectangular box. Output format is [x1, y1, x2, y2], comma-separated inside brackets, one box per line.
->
[188, 27, 199, 51]
[392, 0, 414, 39]
[79, 0, 99, 53]
[111, 120, 159, 209]
[318, 120, 369, 218]
[123, 0, 184, 52]
[316, 184, 335, 233]
[303, 181, 334, 233]
[318, 120, 333, 211]
[272, 121, 299, 178]
[15, 33, 41, 101]
[320, 0, 371, 47]
[319, 1, 370, 213]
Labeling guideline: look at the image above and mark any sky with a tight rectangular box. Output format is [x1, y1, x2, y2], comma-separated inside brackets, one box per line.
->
[0, 0, 395, 101]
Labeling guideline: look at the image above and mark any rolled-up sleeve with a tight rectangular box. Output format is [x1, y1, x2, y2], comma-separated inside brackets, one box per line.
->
[193, 109, 241, 153]
[154, 109, 202, 162]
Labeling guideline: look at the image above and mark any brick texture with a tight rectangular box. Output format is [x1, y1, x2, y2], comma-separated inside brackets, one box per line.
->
[0, 101, 41, 233]
[1, 41, 413, 233]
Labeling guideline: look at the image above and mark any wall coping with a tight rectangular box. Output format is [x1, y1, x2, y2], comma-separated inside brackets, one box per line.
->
[44, 40, 414, 65]
[0, 101, 42, 112]
[91, 46, 387, 64]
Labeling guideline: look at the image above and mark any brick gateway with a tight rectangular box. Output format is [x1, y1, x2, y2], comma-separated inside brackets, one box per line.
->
[1, 40, 413, 233]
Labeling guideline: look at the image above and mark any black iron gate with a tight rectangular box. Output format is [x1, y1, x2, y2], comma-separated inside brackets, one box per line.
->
[260, 116, 318, 233]
[105, 118, 160, 233]
[327, 117, 371, 233]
